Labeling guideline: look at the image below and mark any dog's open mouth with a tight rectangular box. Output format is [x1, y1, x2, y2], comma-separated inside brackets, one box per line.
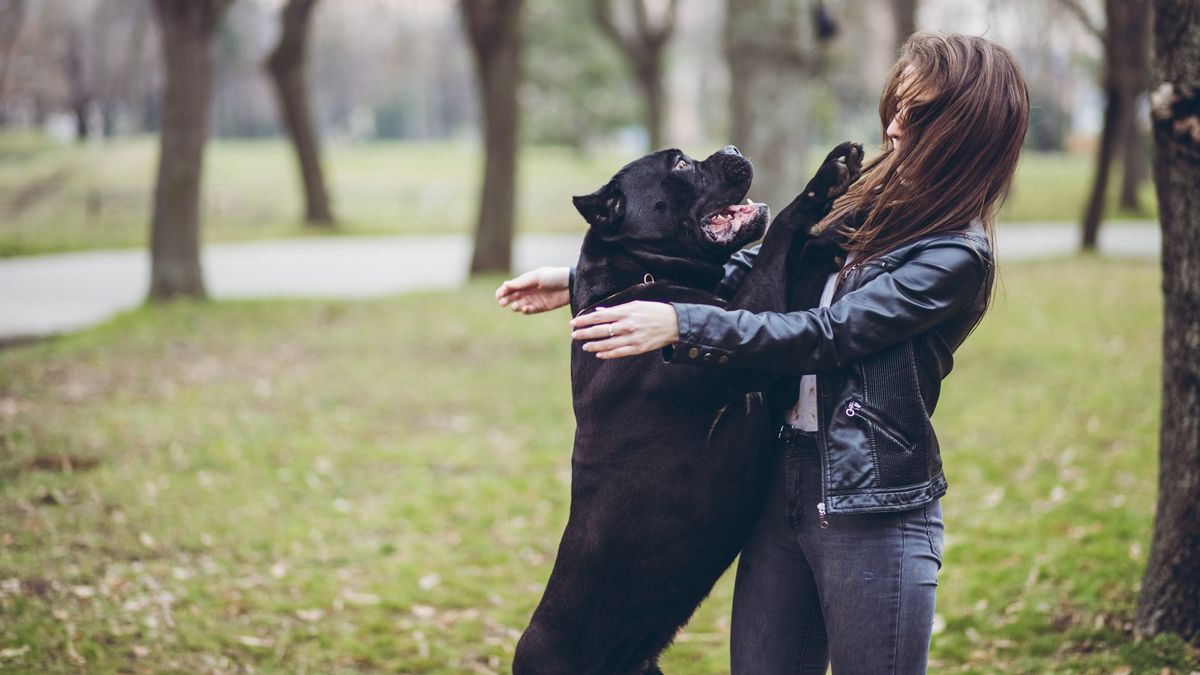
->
[701, 200, 767, 245]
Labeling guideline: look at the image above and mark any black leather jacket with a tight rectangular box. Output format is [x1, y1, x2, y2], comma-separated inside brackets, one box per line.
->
[664, 218, 995, 516]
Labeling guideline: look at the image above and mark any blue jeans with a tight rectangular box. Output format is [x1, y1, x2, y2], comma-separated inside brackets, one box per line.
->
[730, 429, 944, 674]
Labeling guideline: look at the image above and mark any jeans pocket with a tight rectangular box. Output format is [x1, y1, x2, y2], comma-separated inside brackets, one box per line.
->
[923, 501, 945, 570]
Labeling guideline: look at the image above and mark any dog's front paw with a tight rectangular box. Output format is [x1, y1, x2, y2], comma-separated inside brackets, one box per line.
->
[802, 141, 863, 206]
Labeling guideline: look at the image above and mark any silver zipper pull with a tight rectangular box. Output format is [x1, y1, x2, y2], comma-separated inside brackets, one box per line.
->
[845, 401, 860, 417]
[817, 502, 829, 529]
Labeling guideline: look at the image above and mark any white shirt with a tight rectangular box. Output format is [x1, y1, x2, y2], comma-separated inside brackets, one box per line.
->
[785, 250, 857, 431]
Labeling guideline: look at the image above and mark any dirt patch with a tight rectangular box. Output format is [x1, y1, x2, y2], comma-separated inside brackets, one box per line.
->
[25, 454, 101, 473]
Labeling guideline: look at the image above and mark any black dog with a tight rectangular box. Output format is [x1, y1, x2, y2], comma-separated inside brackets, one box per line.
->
[513, 143, 863, 674]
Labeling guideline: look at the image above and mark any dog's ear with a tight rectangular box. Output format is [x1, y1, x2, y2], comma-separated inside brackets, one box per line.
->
[573, 182, 625, 231]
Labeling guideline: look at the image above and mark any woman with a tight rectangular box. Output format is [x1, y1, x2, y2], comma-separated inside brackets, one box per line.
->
[498, 32, 1028, 674]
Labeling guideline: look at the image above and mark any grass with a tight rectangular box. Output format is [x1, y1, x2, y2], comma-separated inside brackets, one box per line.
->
[1, 256, 1196, 673]
[0, 134, 1158, 258]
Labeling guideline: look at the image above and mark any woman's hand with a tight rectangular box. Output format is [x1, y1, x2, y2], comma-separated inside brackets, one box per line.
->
[570, 301, 679, 359]
[496, 266, 570, 314]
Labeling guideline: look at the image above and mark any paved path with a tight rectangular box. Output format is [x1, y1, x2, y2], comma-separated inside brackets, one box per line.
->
[0, 222, 1159, 341]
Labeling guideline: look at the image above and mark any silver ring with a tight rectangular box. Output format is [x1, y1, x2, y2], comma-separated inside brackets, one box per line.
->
[608, 324, 615, 338]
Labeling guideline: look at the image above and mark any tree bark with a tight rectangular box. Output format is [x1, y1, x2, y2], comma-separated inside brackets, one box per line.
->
[590, 0, 677, 152]
[462, 0, 523, 276]
[1116, 0, 1151, 213]
[1080, 79, 1122, 251]
[0, 0, 27, 123]
[66, 24, 90, 142]
[726, 0, 823, 210]
[1077, 0, 1151, 249]
[1118, 105, 1148, 212]
[1135, 0, 1200, 648]
[266, 0, 334, 226]
[892, 0, 917, 53]
[148, 0, 232, 301]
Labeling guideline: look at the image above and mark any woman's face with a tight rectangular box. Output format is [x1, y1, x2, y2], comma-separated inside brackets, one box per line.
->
[886, 66, 931, 153]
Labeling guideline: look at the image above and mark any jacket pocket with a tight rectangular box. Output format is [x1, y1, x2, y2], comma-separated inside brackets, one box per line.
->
[844, 398, 915, 453]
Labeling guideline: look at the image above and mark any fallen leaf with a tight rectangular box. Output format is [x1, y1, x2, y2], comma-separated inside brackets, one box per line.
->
[235, 635, 273, 648]
[0, 646, 29, 659]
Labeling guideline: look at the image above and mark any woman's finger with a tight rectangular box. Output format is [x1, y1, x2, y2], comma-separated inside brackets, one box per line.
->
[596, 344, 648, 359]
[581, 333, 639, 353]
[495, 271, 540, 300]
[570, 305, 628, 328]
[571, 322, 623, 341]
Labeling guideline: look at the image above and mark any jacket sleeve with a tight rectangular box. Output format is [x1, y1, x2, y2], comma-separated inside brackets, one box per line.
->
[662, 240, 989, 375]
[712, 244, 761, 301]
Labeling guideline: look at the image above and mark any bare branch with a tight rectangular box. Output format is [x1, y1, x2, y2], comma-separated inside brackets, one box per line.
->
[1053, 0, 1105, 40]
[590, 0, 638, 57]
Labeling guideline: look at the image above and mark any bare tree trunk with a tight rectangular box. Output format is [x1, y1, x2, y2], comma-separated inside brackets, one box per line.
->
[1116, 0, 1150, 213]
[0, 0, 26, 121]
[1073, 0, 1151, 248]
[148, 0, 232, 301]
[1080, 79, 1122, 251]
[1136, 0, 1200, 647]
[462, 0, 523, 276]
[727, 0, 828, 210]
[266, 0, 334, 226]
[591, 0, 678, 152]
[634, 56, 665, 151]
[892, 0, 917, 53]
[1118, 107, 1148, 212]
[66, 24, 90, 142]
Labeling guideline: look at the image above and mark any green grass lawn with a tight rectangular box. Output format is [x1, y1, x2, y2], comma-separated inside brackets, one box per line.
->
[0, 133, 1157, 258]
[1, 257, 1196, 673]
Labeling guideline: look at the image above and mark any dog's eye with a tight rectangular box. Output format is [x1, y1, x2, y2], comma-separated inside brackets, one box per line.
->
[674, 159, 690, 171]
[654, 200, 668, 212]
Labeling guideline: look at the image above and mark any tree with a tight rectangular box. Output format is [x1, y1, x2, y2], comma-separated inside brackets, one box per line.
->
[266, 0, 334, 226]
[461, 0, 523, 275]
[147, 0, 234, 300]
[892, 0, 917, 53]
[524, 0, 640, 149]
[1135, 0, 1200, 647]
[65, 23, 91, 141]
[589, 0, 678, 151]
[1057, 0, 1151, 250]
[0, 0, 28, 118]
[726, 0, 835, 210]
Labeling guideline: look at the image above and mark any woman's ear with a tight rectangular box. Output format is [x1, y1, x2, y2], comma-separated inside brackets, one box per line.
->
[573, 182, 625, 231]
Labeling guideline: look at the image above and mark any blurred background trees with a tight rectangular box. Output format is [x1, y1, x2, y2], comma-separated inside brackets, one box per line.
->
[147, 0, 235, 300]
[0, 0, 1161, 275]
[461, 0, 523, 275]
[266, 0, 334, 226]
[1057, 0, 1151, 250]
[590, 0, 679, 152]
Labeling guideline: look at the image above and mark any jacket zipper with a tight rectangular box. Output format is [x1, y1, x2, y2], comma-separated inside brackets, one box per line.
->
[814, 374, 830, 529]
[832, 262, 859, 296]
[845, 399, 913, 450]
[814, 258, 890, 529]
[814, 259, 857, 530]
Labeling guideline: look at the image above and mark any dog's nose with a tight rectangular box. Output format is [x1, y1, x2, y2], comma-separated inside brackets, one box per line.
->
[719, 145, 742, 157]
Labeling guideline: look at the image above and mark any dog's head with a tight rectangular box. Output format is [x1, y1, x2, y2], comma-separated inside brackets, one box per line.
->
[572, 146, 769, 265]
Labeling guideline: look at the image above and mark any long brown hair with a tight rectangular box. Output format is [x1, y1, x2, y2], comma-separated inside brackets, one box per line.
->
[820, 32, 1030, 276]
